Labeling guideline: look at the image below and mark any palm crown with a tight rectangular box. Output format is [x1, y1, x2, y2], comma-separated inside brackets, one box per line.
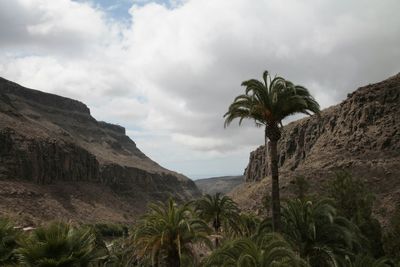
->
[194, 193, 240, 247]
[224, 70, 320, 129]
[134, 198, 211, 267]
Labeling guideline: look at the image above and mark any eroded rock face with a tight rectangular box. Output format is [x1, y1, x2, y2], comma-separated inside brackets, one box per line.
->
[0, 77, 200, 202]
[237, 73, 400, 223]
[244, 73, 400, 182]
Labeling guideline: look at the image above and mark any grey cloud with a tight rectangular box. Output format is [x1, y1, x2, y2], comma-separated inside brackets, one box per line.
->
[0, 0, 399, 177]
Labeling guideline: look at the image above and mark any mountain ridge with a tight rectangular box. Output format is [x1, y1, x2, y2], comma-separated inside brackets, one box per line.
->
[194, 175, 243, 195]
[0, 77, 200, 225]
[231, 73, 400, 224]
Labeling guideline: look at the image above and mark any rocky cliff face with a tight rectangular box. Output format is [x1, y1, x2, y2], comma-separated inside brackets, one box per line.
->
[0, 77, 200, 224]
[233, 74, 400, 222]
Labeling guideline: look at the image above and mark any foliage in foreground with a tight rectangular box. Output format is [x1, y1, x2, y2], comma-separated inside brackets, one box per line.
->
[281, 198, 364, 266]
[204, 233, 308, 267]
[133, 198, 211, 267]
[15, 222, 104, 267]
[0, 172, 399, 267]
[0, 218, 20, 265]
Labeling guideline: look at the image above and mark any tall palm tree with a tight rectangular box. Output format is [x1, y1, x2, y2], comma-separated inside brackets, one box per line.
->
[194, 193, 240, 247]
[133, 198, 211, 267]
[281, 198, 364, 267]
[224, 70, 320, 231]
[16, 222, 104, 267]
[203, 233, 308, 267]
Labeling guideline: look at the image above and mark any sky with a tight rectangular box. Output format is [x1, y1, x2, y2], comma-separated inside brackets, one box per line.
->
[0, 0, 399, 179]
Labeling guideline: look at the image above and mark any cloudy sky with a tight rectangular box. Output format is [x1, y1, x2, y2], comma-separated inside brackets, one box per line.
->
[0, 0, 399, 179]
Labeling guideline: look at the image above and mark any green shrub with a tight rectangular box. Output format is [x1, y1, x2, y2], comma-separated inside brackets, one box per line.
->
[94, 223, 128, 238]
[383, 206, 400, 261]
[294, 175, 310, 199]
[16, 222, 106, 267]
[0, 218, 21, 265]
[327, 171, 384, 257]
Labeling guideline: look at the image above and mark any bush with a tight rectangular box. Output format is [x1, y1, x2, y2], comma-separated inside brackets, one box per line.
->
[383, 207, 400, 261]
[16, 222, 105, 267]
[94, 223, 128, 238]
[0, 218, 21, 265]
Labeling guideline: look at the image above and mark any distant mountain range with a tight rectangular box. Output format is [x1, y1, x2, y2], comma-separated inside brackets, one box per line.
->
[195, 175, 244, 195]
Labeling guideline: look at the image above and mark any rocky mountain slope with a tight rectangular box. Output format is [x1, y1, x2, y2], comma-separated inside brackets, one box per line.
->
[194, 175, 243, 195]
[0, 77, 200, 225]
[231, 73, 400, 224]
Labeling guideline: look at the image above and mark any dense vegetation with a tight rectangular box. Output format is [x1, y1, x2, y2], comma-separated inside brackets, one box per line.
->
[0, 173, 399, 266]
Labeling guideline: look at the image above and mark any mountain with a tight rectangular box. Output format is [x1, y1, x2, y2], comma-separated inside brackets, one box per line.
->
[230, 73, 400, 223]
[0, 77, 200, 225]
[194, 175, 243, 195]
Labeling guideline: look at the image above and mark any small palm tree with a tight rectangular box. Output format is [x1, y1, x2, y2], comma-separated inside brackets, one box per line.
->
[281, 198, 364, 267]
[225, 213, 262, 239]
[103, 237, 137, 267]
[194, 193, 240, 247]
[0, 218, 21, 266]
[224, 70, 320, 232]
[16, 222, 104, 267]
[203, 233, 308, 267]
[133, 198, 211, 267]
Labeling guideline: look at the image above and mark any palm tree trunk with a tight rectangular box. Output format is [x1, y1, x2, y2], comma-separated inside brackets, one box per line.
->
[270, 139, 281, 232]
[214, 216, 220, 248]
[167, 247, 180, 267]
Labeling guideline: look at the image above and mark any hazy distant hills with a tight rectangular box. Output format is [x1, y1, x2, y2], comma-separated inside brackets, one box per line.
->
[195, 175, 244, 195]
[0, 77, 200, 225]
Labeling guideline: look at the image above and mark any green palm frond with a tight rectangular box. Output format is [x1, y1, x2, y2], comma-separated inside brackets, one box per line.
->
[204, 233, 309, 267]
[347, 254, 393, 267]
[134, 198, 211, 266]
[0, 218, 20, 265]
[281, 198, 364, 267]
[15, 222, 103, 267]
[224, 70, 320, 128]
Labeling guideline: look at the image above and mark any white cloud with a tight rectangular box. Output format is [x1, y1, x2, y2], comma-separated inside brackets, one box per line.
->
[0, 0, 399, 178]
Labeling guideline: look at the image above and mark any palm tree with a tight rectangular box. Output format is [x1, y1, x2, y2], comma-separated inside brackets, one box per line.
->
[194, 193, 240, 247]
[103, 237, 137, 267]
[0, 218, 21, 266]
[224, 70, 320, 231]
[16, 222, 104, 267]
[281, 198, 364, 267]
[203, 233, 308, 267]
[133, 198, 211, 267]
[224, 213, 262, 240]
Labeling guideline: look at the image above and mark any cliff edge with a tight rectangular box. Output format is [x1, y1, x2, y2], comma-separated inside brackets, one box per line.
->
[231, 73, 400, 224]
[0, 77, 200, 224]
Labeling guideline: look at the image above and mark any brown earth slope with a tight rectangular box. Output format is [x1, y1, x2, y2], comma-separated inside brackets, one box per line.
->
[231, 73, 400, 225]
[0, 77, 200, 225]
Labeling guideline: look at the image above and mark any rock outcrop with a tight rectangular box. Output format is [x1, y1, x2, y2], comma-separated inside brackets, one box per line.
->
[233, 73, 400, 223]
[0, 77, 200, 224]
